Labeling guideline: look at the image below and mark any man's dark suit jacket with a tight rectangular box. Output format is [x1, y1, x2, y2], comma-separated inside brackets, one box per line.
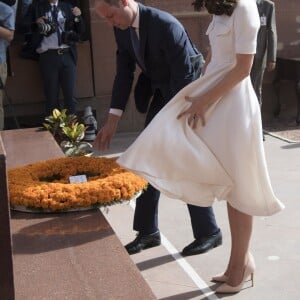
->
[20, 0, 85, 62]
[0, 0, 16, 6]
[111, 3, 202, 113]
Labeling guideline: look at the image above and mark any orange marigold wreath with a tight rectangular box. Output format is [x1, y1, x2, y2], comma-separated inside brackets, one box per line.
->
[8, 156, 147, 212]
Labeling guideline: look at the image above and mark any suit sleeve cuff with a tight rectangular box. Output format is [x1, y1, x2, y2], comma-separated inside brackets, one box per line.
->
[109, 108, 123, 117]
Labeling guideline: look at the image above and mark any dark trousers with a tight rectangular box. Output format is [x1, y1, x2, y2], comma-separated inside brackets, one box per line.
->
[133, 89, 220, 239]
[39, 49, 77, 115]
[250, 57, 265, 106]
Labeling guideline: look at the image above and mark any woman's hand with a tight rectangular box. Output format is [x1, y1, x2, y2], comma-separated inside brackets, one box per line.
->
[72, 7, 82, 17]
[178, 53, 255, 129]
[177, 94, 212, 128]
[36, 16, 47, 24]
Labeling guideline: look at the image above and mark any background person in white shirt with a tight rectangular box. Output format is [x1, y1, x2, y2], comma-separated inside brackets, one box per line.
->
[22, 0, 85, 115]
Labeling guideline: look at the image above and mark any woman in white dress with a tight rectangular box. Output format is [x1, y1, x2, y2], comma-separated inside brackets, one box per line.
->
[118, 0, 284, 293]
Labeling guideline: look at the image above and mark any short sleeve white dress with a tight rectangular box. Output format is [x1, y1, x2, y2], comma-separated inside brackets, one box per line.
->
[117, 0, 284, 216]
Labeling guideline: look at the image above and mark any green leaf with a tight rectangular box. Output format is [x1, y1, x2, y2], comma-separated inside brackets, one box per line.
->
[52, 109, 61, 119]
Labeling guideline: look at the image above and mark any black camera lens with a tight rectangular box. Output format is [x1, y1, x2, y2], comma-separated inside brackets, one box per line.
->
[31, 21, 57, 36]
[61, 31, 80, 45]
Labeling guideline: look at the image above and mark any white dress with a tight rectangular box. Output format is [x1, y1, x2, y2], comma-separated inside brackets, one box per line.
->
[118, 0, 284, 216]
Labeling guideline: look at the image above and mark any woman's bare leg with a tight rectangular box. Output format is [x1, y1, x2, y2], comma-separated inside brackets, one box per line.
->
[226, 203, 253, 286]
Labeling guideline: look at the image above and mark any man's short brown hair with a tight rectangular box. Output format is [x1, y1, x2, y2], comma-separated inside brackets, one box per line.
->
[100, 0, 120, 7]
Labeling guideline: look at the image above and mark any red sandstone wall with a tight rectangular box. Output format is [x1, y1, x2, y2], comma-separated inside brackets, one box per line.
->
[145, 0, 300, 59]
[5, 0, 300, 131]
[273, 0, 300, 58]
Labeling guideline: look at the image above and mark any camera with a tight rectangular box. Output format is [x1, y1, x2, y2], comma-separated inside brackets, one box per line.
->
[61, 30, 80, 45]
[32, 20, 57, 36]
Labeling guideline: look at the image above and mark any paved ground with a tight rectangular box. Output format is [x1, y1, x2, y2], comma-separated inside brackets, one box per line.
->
[264, 116, 300, 143]
[97, 132, 300, 300]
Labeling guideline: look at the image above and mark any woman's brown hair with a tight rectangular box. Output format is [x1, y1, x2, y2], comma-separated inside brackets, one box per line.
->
[192, 0, 238, 16]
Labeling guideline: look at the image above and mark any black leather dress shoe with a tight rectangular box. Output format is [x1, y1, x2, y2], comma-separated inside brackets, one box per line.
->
[181, 231, 222, 256]
[125, 231, 161, 255]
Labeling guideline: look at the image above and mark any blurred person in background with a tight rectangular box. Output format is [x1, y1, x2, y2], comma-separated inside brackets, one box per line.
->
[0, 0, 15, 130]
[21, 0, 85, 115]
[250, 0, 277, 109]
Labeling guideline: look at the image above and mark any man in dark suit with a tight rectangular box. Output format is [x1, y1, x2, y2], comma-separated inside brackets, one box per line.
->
[94, 0, 222, 256]
[22, 0, 85, 115]
[251, 0, 277, 106]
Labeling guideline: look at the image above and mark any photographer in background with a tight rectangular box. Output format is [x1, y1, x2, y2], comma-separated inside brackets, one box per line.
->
[22, 0, 85, 115]
[0, 0, 15, 130]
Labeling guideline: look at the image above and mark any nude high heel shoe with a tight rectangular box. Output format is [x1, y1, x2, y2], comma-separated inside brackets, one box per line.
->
[212, 253, 254, 283]
[215, 255, 255, 294]
[211, 273, 228, 283]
